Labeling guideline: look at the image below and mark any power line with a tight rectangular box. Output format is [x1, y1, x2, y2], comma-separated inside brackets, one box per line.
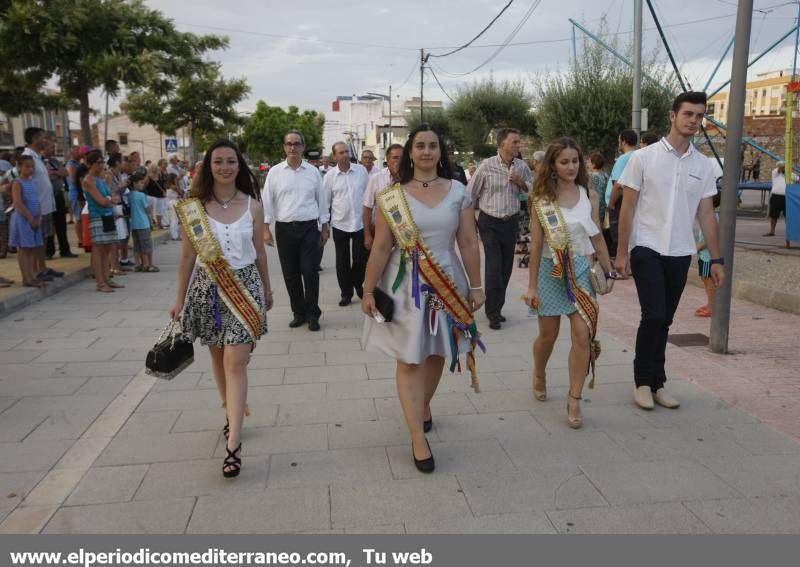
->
[428, 1, 514, 58]
[429, 66, 456, 103]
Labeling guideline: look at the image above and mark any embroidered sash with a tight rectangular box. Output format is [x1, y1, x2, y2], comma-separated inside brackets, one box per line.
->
[176, 198, 263, 343]
[532, 196, 601, 387]
[376, 184, 485, 393]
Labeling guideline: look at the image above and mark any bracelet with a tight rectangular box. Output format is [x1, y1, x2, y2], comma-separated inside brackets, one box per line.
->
[469, 285, 483, 290]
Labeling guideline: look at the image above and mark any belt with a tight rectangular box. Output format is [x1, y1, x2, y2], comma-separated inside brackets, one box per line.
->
[480, 210, 519, 221]
[276, 219, 317, 226]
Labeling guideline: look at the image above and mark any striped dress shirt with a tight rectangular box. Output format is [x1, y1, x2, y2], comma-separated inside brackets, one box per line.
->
[468, 154, 533, 218]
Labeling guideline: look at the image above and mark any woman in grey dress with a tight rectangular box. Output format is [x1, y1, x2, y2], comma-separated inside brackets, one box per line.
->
[362, 125, 484, 473]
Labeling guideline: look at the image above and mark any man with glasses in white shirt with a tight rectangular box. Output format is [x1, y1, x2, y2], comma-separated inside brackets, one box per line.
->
[324, 142, 369, 306]
[616, 91, 725, 410]
[263, 130, 330, 331]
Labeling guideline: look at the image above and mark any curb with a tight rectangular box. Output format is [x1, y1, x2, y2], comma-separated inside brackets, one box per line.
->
[0, 230, 171, 320]
[687, 269, 800, 315]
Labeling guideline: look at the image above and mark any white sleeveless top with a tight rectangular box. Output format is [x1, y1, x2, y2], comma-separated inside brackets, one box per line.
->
[196, 197, 257, 269]
[542, 187, 599, 258]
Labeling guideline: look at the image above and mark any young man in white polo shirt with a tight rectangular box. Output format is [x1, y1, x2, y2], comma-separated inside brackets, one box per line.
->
[616, 91, 725, 410]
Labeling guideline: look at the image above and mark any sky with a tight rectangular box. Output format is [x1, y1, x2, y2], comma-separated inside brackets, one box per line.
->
[88, 0, 800, 122]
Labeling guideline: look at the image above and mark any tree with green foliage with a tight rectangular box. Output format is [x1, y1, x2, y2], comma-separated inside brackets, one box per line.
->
[240, 101, 325, 163]
[448, 79, 537, 157]
[534, 22, 676, 161]
[125, 64, 249, 160]
[0, 0, 226, 143]
[404, 108, 457, 146]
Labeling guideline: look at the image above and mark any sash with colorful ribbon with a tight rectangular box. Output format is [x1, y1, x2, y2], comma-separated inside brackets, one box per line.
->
[532, 196, 601, 387]
[376, 184, 485, 393]
[176, 198, 263, 344]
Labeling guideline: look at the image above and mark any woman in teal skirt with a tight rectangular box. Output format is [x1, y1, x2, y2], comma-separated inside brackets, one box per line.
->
[523, 138, 616, 428]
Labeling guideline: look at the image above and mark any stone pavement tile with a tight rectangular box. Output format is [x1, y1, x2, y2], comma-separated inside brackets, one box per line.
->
[0, 351, 44, 364]
[328, 420, 442, 450]
[457, 467, 607, 516]
[0, 471, 47, 515]
[330, 477, 471, 528]
[188, 486, 330, 533]
[406, 512, 556, 534]
[138, 389, 226, 411]
[326, 350, 391, 366]
[710, 422, 800, 455]
[529, 403, 654, 434]
[477, 355, 530, 373]
[83, 327, 149, 340]
[0, 397, 18, 414]
[61, 361, 144, 377]
[51, 317, 126, 330]
[547, 382, 634, 407]
[285, 365, 367, 384]
[194, 369, 285, 389]
[3, 319, 62, 330]
[366, 362, 395, 380]
[16, 395, 115, 441]
[0, 413, 48, 443]
[498, 365, 635, 390]
[0, 377, 86, 397]
[21, 468, 86, 507]
[116, 410, 181, 438]
[0, 440, 73, 473]
[387, 439, 516, 479]
[289, 339, 362, 354]
[134, 458, 267, 501]
[55, 437, 113, 470]
[257, 330, 327, 344]
[247, 383, 326, 405]
[92, 336, 160, 350]
[35, 348, 120, 363]
[604, 425, 757, 461]
[326, 379, 396, 400]
[44, 498, 196, 534]
[697, 454, 800, 497]
[432, 411, 546, 442]
[546, 503, 711, 534]
[73, 376, 132, 397]
[324, 328, 362, 340]
[268, 447, 392, 488]
[684, 496, 800, 534]
[251, 342, 291, 356]
[637, 401, 759, 429]
[96, 431, 219, 466]
[580, 460, 742, 505]
[248, 353, 325, 369]
[212, 424, 328, 458]
[112, 347, 154, 362]
[478, 341, 534, 357]
[149, 373, 204, 394]
[375, 393, 476, 421]
[172, 406, 278, 433]
[0, 506, 58, 534]
[277, 399, 377, 426]
[14, 337, 98, 351]
[0, 339, 24, 351]
[344, 524, 405, 534]
[66, 465, 149, 506]
[499, 431, 632, 469]
[466, 390, 538, 414]
[432, 372, 507, 393]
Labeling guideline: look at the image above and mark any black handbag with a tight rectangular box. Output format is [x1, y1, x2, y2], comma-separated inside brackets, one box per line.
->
[101, 214, 115, 232]
[145, 319, 194, 380]
[372, 287, 394, 322]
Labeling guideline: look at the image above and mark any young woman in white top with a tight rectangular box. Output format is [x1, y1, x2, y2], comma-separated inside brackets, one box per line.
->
[170, 140, 273, 478]
[523, 138, 615, 428]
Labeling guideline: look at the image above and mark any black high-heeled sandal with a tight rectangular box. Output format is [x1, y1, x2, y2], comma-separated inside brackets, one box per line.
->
[222, 443, 242, 478]
[412, 438, 435, 473]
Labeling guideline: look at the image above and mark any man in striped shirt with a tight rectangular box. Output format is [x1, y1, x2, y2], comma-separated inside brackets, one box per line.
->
[469, 128, 533, 329]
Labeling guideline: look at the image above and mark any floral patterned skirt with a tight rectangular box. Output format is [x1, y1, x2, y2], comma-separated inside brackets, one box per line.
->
[182, 263, 268, 347]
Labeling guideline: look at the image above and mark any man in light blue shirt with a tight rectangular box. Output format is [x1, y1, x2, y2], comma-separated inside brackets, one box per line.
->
[605, 130, 638, 255]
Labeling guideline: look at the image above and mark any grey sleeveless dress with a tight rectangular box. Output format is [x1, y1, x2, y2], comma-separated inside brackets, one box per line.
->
[362, 180, 473, 364]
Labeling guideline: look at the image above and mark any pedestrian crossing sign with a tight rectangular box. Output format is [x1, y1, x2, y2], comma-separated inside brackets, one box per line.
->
[164, 138, 178, 153]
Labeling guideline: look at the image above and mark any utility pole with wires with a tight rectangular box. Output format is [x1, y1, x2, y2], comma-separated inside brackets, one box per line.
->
[419, 48, 430, 122]
[632, 0, 643, 138]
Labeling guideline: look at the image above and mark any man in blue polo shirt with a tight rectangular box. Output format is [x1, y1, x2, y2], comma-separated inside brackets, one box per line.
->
[605, 130, 638, 256]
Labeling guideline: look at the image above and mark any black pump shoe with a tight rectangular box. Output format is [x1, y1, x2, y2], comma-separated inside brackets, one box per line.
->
[412, 439, 435, 473]
[423, 417, 433, 433]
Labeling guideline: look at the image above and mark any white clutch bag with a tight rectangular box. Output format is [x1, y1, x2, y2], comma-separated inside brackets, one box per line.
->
[589, 262, 611, 295]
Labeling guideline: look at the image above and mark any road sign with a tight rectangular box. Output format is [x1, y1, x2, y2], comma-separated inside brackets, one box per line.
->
[164, 138, 178, 153]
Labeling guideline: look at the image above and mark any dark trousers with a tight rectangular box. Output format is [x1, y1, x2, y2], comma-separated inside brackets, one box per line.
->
[275, 221, 321, 321]
[332, 227, 367, 299]
[630, 246, 691, 391]
[47, 190, 72, 257]
[477, 211, 518, 322]
[606, 206, 620, 256]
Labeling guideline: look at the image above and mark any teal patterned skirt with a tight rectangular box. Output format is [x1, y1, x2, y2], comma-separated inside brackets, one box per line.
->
[531, 255, 595, 317]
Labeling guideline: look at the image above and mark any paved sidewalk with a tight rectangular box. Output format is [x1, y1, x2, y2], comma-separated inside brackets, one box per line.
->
[0, 240, 798, 534]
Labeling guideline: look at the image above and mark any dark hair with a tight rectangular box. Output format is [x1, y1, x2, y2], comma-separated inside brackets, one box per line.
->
[76, 149, 103, 190]
[496, 127, 520, 146]
[619, 129, 638, 148]
[531, 137, 589, 203]
[24, 127, 45, 145]
[331, 141, 347, 154]
[386, 143, 404, 157]
[105, 139, 118, 152]
[398, 124, 453, 184]
[640, 132, 660, 146]
[588, 151, 605, 170]
[191, 139, 260, 202]
[16, 154, 33, 167]
[107, 155, 122, 169]
[672, 91, 707, 113]
[284, 129, 305, 145]
[165, 173, 178, 188]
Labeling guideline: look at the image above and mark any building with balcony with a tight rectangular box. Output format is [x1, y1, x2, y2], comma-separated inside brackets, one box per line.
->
[707, 69, 799, 123]
[0, 106, 71, 155]
[92, 113, 191, 162]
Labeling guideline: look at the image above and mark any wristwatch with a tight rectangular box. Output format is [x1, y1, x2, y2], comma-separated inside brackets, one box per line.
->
[709, 257, 725, 266]
[605, 271, 620, 279]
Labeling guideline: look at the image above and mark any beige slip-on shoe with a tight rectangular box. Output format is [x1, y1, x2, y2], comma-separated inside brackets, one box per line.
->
[653, 388, 680, 409]
[634, 385, 655, 410]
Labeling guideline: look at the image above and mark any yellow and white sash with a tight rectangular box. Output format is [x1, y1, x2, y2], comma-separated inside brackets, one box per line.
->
[532, 196, 601, 387]
[376, 184, 484, 393]
[176, 198, 263, 343]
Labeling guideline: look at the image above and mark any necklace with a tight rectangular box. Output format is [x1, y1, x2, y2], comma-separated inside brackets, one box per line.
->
[213, 191, 237, 209]
[413, 175, 439, 188]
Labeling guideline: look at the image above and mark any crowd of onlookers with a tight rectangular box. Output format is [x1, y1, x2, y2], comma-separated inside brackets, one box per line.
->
[0, 128, 197, 291]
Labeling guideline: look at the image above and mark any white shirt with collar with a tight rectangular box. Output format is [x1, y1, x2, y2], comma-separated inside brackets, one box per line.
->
[262, 160, 329, 225]
[21, 147, 56, 215]
[618, 138, 717, 257]
[324, 162, 369, 233]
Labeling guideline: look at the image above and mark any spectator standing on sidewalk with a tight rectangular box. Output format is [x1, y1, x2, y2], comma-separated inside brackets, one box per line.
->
[468, 127, 533, 329]
[65, 146, 84, 249]
[604, 130, 637, 257]
[615, 91, 724, 411]
[8, 156, 42, 287]
[43, 137, 76, 259]
[764, 162, 795, 237]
